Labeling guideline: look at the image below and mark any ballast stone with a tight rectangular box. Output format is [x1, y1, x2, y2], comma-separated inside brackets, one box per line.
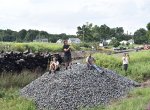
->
[20, 64, 139, 110]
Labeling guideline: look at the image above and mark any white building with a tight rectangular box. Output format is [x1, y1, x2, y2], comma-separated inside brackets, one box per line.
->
[105, 39, 112, 44]
[56, 39, 63, 43]
[128, 39, 134, 44]
[120, 40, 128, 44]
[33, 38, 48, 42]
[68, 38, 81, 43]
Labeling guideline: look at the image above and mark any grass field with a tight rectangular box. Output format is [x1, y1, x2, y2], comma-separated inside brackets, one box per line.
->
[94, 50, 150, 82]
[0, 71, 39, 110]
[0, 42, 94, 52]
[0, 88, 36, 110]
[0, 49, 150, 110]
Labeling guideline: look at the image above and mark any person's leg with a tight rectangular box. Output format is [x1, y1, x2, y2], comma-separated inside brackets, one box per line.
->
[51, 63, 55, 73]
[65, 62, 69, 70]
[92, 64, 103, 73]
[68, 56, 72, 69]
[124, 64, 128, 75]
[64, 56, 68, 70]
[87, 63, 90, 69]
[49, 63, 53, 74]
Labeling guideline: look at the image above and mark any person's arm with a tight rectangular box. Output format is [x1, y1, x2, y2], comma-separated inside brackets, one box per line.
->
[56, 61, 59, 65]
[64, 48, 70, 51]
[86, 57, 89, 63]
[64, 45, 70, 52]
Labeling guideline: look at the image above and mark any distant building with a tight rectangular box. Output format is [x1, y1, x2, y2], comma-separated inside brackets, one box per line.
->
[128, 39, 134, 44]
[120, 40, 128, 44]
[99, 39, 112, 47]
[68, 38, 81, 43]
[56, 39, 63, 43]
[105, 39, 112, 44]
[33, 38, 48, 42]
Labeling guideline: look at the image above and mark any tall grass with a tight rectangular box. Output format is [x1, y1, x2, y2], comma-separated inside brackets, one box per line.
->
[94, 50, 150, 82]
[0, 88, 36, 110]
[0, 70, 39, 88]
[0, 42, 63, 52]
[0, 42, 96, 52]
[0, 71, 39, 110]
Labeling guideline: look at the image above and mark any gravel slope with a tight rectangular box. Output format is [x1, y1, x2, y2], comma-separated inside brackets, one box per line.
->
[20, 64, 139, 110]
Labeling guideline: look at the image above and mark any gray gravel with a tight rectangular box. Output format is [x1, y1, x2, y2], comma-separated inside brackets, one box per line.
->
[20, 64, 139, 110]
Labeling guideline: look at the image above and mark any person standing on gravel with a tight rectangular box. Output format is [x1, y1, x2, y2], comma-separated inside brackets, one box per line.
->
[122, 53, 129, 74]
[63, 40, 72, 70]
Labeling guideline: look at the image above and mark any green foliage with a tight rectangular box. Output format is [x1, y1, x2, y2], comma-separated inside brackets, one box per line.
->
[0, 42, 64, 52]
[0, 71, 38, 88]
[76, 22, 133, 42]
[134, 28, 147, 44]
[0, 42, 97, 52]
[94, 51, 150, 82]
[109, 39, 120, 47]
[85, 88, 150, 110]
[146, 22, 150, 31]
[0, 71, 37, 110]
[94, 53, 122, 69]
[0, 29, 76, 42]
[0, 88, 36, 110]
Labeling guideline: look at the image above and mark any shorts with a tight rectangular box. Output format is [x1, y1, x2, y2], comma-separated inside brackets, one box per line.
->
[64, 55, 72, 63]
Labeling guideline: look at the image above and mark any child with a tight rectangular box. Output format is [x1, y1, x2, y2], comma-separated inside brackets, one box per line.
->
[49, 57, 59, 73]
[122, 53, 129, 74]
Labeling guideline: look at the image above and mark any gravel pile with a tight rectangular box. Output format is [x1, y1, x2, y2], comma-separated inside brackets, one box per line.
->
[20, 64, 139, 110]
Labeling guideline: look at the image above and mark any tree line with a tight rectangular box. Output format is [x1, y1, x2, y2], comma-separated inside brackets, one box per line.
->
[77, 22, 150, 44]
[0, 29, 76, 43]
[0, 22, 150, 44]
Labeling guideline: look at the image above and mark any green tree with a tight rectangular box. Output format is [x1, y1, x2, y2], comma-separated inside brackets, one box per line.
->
[109, 38, 120, 47]
[99, 24, 110, 40]
[18, 29, 27, 42]
[25, 30, 39, 42]
[146, 22, 150, 31]
[134, 28, 147, 44]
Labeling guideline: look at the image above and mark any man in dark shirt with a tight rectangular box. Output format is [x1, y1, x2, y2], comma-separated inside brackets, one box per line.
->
[63, 40, 72, 70]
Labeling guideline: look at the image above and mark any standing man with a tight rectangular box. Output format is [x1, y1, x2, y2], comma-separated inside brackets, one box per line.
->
[63, 40, 72, 70]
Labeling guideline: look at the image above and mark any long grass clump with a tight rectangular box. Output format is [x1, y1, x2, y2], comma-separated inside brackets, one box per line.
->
[0, 42, 63, 52]
[0, 88, 36, 110]
[0, 70, 39, 110]
[94, 50, 150, 82]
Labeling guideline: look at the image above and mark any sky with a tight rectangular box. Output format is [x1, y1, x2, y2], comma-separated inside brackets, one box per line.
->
[0, 0, 150, 35]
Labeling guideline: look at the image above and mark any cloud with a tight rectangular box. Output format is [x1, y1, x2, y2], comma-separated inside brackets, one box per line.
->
[0, 0, 150, 34]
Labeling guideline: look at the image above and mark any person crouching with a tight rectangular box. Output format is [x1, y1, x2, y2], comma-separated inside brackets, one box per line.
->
[49, 57, 60, 73]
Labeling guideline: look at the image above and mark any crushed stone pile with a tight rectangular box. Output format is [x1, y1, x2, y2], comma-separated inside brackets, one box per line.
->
[20, 64, 139, 110]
